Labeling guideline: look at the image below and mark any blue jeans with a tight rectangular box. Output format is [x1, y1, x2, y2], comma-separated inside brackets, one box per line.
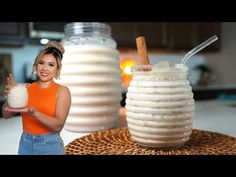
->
[18, 131, 64, 155]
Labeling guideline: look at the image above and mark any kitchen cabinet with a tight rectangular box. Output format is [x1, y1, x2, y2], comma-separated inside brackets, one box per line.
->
[108, 22, 135, 48]
[166, 22, 220, 51]
[108, 22, 221, 51]
[109, 22, 167, 48]
[0, 22, 27, 46]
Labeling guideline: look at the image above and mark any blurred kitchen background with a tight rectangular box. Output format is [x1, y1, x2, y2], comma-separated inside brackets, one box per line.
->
[2, 22, 236, 154]
[1, 22, 236, 106]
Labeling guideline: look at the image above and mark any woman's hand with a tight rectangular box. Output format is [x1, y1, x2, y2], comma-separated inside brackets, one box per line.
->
[2, 74, 22, 119]
[4, 73, 16, 98]
[4, 106, 28, 113]
[4, 106, 36, 115]
[7, 73, 16, 86]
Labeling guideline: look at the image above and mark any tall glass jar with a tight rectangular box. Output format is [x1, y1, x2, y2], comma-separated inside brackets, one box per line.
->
[60, 22, 122, 132]
[125, 63, 194, 148]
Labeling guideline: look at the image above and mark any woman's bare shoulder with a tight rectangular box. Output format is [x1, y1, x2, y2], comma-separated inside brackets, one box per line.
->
[58, 85, 71, 95]
[56, 85, 71, 100]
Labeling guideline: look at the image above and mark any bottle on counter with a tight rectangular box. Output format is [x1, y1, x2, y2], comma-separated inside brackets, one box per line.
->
[60, 22, 122, 132]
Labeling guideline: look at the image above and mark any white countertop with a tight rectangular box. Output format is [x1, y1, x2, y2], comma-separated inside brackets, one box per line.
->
[1, 99, 236, 155]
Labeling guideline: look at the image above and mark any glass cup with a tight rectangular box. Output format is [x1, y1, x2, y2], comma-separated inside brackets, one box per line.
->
[125, 63, 194, 149]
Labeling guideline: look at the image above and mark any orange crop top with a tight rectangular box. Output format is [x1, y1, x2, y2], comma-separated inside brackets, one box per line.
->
[21, 82, 60, 134]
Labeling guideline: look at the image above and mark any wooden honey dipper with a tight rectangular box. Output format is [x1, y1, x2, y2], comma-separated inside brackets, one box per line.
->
[136, 36, 151, 71]
[136, 36, 149, 65]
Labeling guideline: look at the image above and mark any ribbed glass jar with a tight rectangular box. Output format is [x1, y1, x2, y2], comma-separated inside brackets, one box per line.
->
[60, 22, 122, 132]
[125, 64, 194, 149]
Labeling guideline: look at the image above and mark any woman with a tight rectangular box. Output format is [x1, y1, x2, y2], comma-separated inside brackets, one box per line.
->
[2, 41, 71, 155]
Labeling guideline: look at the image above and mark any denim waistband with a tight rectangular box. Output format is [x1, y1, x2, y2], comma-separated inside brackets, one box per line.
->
[22, 131, 59, 141]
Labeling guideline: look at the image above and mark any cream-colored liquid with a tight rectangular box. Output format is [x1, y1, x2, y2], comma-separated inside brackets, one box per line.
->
[126, 64, 194, 148]
[58, 45, 122, 132]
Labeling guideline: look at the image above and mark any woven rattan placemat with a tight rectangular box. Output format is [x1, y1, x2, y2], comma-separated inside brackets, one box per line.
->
[65, 127, 236, 155]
